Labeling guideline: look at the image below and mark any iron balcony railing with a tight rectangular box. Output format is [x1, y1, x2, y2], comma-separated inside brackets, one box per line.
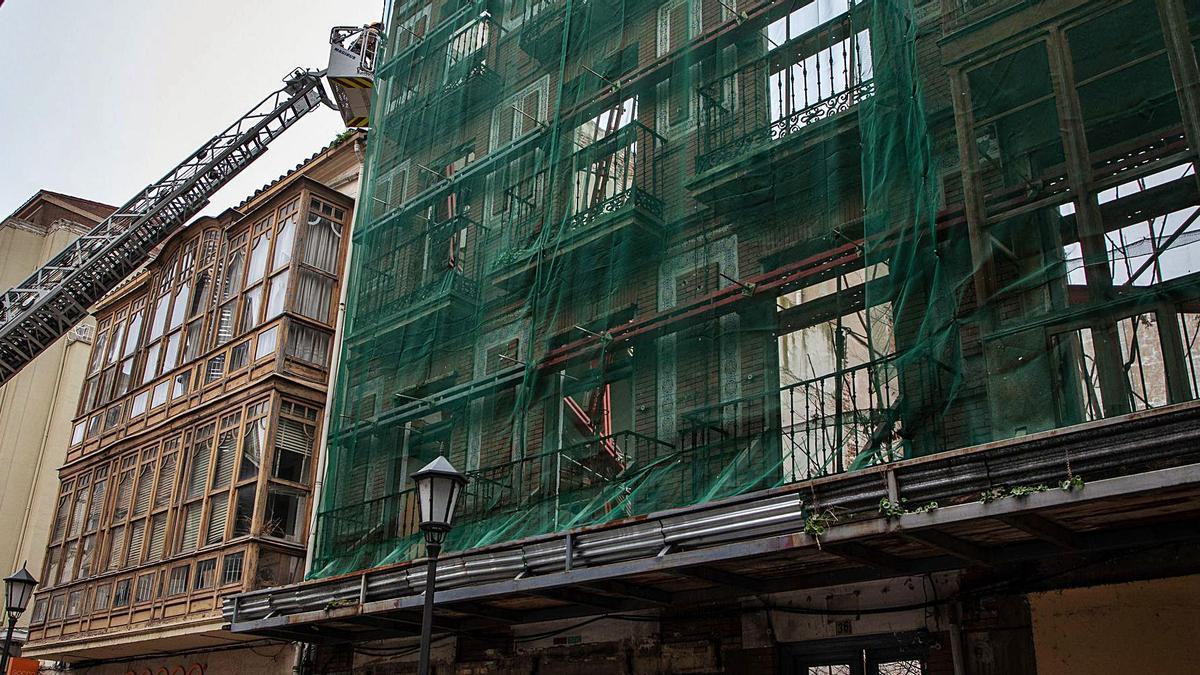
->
[696, 16, 874, 174]
[679, 354, 922, 482]
[517, 0, 622, 62]
[489, 120, 666, 273]
[460, 430, 675, 532]
[313, 488, 422, 569]
[355, 214, 482, 322]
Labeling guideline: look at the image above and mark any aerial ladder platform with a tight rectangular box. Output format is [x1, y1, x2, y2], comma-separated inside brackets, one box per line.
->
[0, 25, 380, 386]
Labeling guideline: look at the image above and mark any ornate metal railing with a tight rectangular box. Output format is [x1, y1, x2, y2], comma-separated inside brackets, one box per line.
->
[696, 18, 874, 174]
[313, 488, 421, 567]
[517, 0, 621, 61]
[679, 354, 914, 482]
[488, 120, 665, 274]
[355, 214, 482, 324]
[460, 431, 675, 531]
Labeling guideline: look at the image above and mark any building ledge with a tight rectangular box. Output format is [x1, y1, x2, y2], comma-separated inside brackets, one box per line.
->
[21, 615, 273, 663]
[226, 401, 1200, 642]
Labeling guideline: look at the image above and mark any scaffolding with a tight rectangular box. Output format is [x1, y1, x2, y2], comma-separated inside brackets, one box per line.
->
[311, 0, 1200, 578]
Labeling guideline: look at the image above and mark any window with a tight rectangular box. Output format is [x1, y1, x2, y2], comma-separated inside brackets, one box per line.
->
[491, 76, 549, 149]
[221, 551, 245, 585]
[112, 579, 131, 608]
[151, 381, 168, 408]
[302, 200, 344, 273]
[134, 573, 155, 603]
[31, 598, 48, 623]
[230, 341, 250, 370]
[266, 270, 289, 319]
[172, 370, 191, 399]
[273, 412, 316, 484]
[66, 589, 83, 617]
[285, 323, 331, 365]
[93, 583, 111, 611]
[256, 326, 279, 360]
[293, 270, 334, 323]
[656, 0, 703, 131]
[233, 484, 256, 537]
[71, 421, 85, 445]
[273, 208, 298, 271]
[206, 354, 226, 383]
[247, 230, 271, 284]
[393, 3, 431, 52]
[242, 286, 263, 330]
[194, 558, 217, 590]
[240, 411, 267, 482]
[49, 594, 65, 620]
[167, 565, 191, 596]
[264, 488, 306, 542]
[130, 389, 149, 417]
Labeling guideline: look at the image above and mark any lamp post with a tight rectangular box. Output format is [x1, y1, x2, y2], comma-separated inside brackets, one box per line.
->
[2, 565, 38, 675]
[411, 456, 467, 675]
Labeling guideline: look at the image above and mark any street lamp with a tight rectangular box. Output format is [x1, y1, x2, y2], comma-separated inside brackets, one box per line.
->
[411, 456, 467, 675]
[2, 565, 38, 675]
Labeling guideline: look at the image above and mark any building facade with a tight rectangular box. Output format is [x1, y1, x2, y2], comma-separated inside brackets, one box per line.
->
[0, 191, 115, 656]
[228, 0, 1200, 673]
[20, 132, 365, 674]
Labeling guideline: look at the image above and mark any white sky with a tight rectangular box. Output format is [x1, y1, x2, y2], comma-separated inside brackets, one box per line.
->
[0, 0, 384, 219]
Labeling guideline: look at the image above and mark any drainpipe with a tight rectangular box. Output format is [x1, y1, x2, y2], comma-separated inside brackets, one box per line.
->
[304, 139, 364, 573]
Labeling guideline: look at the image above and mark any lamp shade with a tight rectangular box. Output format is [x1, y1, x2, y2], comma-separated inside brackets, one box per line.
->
[411, 456, 468, 535]
[4, 565, 38, 615]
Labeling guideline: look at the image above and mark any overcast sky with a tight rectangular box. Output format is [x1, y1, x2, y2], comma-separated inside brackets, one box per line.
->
[0, 0, 383, 219]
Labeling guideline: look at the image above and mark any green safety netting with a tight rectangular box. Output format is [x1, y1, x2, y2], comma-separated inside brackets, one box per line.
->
[310, 0, 1200, 578]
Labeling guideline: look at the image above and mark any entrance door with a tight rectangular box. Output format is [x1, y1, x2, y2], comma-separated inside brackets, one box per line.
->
[782, 635, 927, 675]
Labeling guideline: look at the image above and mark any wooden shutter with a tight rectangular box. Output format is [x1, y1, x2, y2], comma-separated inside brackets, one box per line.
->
[206, 496, 229, 544]
[187, 441, 211, 499]
[114, 469, 134, 520]
[125, 520, 145, 566]
[85, 478, 106, 532]
[133, 462, 154, 516]
[212, 431, 237, 489]
[180, 504, 201, 552]
[154, 454, 176, 508]
[147, 514, 167, 561]
[107, 525, 125, 570]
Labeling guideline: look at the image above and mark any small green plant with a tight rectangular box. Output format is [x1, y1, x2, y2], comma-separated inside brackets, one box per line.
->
[324, 598, 357, 611]
[879, 497, 938, 518]
[1061, 475, 1085, 492]
[980, 487, 1006, 504]
[1007, 484, 1048, 498]
[911, 500, 939, 514]
[879, 497, 907, 519]
[804, 510, 838, 538]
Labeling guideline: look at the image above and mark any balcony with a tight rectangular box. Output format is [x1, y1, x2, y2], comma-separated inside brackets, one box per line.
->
[351, 214, 482, 341]
[689, 19, 874, 207]
[518, 0, 623, 64]
[488, 121, 666, 291]
[459, 431, 676, 535]
[441, 56, 502, 114]
[312, 489, 421, 573]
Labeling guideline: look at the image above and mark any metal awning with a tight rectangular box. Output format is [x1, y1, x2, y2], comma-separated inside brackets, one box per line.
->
[226, 402, 1200, 644]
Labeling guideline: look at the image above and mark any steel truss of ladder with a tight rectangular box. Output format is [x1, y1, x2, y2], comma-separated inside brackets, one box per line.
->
[0, 68, 329, 386]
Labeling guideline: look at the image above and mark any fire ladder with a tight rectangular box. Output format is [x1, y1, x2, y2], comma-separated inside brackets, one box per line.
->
[0, 68, 330, 386]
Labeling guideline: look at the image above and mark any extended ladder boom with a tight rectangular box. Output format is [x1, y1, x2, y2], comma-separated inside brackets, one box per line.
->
[0, 69, 328, 386]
